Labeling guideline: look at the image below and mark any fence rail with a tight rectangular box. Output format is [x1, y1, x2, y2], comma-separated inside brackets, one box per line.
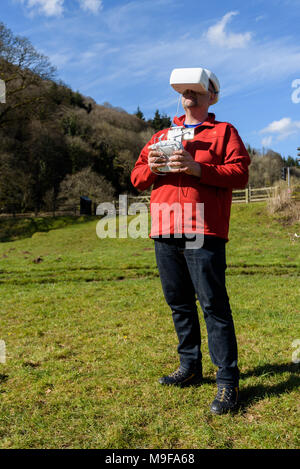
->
[0, 207, 79, 219]
[232, 186, 276, 203]
[127, 187, 277, 206]
[1, 186, 297, 219]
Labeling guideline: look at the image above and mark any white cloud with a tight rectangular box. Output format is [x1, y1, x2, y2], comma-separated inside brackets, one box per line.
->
[261, 136, 273, 147]
[78, 23, 300, 103]
[260, 117, 300, 141]
[22, 0, 64, 16]
[47, 50, 74, 67]
[255, 15, 266, 22]
[16, 4, 300, 126]
[78, 0, 102, 14]
[206, 11, 252, 49]
[16, 0, 102, 16]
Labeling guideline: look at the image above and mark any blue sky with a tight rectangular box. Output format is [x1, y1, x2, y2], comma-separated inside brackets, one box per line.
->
[2, 0, 300, 159]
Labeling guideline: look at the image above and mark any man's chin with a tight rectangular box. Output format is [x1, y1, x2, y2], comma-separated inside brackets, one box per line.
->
[184, 103, 196, 110]
[183, 98, 196, 106]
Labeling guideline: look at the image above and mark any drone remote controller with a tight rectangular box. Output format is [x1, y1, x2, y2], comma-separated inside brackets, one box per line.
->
[149, 139, 184, 172]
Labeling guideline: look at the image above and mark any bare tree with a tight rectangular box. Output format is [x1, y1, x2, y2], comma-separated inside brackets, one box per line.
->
[249, 151, 283, 187]
[58, 167, 115, 209]
[0, 22, 56, 127]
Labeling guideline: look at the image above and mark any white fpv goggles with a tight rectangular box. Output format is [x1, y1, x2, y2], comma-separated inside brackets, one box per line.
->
[170, 67, 220, 105]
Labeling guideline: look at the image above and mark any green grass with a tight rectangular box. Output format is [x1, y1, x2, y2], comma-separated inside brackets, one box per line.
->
[0, 215, 96, 243]
[0, 202, 299, 449]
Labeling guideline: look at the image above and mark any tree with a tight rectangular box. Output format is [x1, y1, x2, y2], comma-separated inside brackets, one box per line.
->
[283, 155, 300, 167]
[148, 109, 171, 131]
[58, 167, 115, 208]
[246, 143, 257, 159]
[21, 120, 71, 215]
[0, 152, 28, 214]
[248, 151, 284, 187]
[0, 21, 56, 128]
[135, 106, 145, 121]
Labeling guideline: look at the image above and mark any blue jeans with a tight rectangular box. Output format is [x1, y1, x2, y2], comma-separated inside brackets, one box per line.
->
[154, 235, 239, 386]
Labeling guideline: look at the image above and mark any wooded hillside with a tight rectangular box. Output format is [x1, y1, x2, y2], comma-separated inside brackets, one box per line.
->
[0, 21, 299, 215]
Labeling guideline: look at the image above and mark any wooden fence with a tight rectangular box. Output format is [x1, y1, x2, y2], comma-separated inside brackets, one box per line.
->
[2, 185, 297, 219]
[127, 187, 277, 206]
[232, 186, 276, 203]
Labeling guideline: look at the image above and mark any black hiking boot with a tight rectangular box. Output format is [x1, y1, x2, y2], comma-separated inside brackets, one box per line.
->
[158, 366, 203, 387]
[210, 385, 239, 415]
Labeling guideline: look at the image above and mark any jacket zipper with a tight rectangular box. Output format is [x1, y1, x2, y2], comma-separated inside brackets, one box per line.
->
[178, 173, 182, 203]
[177, 173, 182, 234]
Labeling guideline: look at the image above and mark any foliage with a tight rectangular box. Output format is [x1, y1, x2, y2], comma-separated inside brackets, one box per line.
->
[282, 155, 300, 167]
[0, 23, 156, 214]
[267, 177, 300, 224]
[0, 21, 56, 128]
[148, 109, 172, 131]
[58, 167, 115, 207]
[134, 106, 145, 121]
[249, 150, 282, 187]
[248, 148, 300, 188]
[1, 21, 300, 216]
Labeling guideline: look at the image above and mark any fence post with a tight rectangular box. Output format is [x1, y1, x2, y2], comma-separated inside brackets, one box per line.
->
[245, 188, 249, 203]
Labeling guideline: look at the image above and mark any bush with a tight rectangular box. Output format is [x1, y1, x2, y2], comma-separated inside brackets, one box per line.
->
[267, 178, 300, 223]
[58, 167, 115, 208]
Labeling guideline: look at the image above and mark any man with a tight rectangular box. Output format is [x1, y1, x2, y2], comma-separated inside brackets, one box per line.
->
[131, 68, 250, 415]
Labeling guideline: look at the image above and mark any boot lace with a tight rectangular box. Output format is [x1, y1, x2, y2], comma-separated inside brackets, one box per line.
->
[170, 367, 185, 379]
[216, 386, 237, 403]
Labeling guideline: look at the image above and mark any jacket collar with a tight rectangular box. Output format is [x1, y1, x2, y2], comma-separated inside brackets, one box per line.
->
[173, 112, 216, 128]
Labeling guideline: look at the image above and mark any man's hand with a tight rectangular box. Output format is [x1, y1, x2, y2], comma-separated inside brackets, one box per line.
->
[148, 150, 168, 174]
[168, 149, 202, 177]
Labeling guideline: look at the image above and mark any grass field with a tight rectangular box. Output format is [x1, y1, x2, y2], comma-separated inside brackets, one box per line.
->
[0, 202, 299, 449]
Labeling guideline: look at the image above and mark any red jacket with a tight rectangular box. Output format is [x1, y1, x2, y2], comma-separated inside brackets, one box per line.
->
[131, 113, 250, 241]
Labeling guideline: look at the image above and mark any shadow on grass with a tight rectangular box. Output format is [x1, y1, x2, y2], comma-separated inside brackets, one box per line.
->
[239, 362, 300, 411]
[0, 215, 97, 242]
[0, 374, 8, 393]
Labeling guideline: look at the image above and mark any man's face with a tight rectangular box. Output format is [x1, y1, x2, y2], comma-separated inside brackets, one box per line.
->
[181, 88, 214, 110]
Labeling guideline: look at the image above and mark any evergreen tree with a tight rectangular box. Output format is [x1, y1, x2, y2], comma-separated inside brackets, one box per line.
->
[135, 106, 145, 120]
[283, 155, 300, 167]
[148, 109, 171, 131]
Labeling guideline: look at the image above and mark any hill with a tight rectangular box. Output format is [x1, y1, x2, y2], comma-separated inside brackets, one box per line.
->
[0, 20, 299, 218]
[1, 21, 172, 215]
[0, 51, 153, 213]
